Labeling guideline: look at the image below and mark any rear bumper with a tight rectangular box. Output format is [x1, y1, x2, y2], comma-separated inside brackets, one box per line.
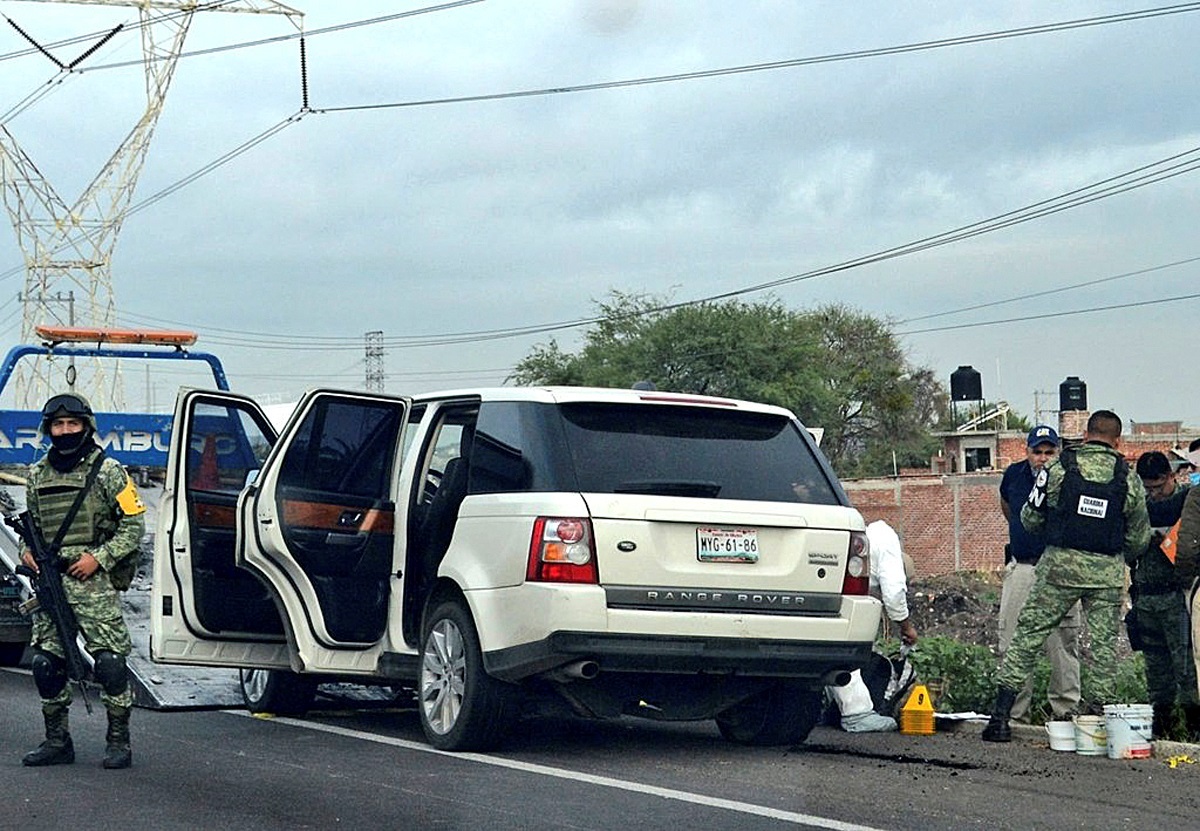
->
[484, 631, 874, 683]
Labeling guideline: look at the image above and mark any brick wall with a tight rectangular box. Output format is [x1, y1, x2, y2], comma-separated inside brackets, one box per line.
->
[844, 473, 1007, 577]
[850, 423, 1198, 577]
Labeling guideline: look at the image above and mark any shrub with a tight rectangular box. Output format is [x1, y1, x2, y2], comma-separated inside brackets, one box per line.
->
[881, 636, 1149, 723]
[880, 635, 995, 714]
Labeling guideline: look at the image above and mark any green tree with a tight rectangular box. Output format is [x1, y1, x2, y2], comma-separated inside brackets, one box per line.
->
[510, 292, 946, 476]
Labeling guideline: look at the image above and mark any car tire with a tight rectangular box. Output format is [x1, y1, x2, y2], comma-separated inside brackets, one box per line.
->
[716, 684, 823, 746]
[239, 668, 318, 716]
[0, 641, 26, 667]
[419, 600, 518, 751]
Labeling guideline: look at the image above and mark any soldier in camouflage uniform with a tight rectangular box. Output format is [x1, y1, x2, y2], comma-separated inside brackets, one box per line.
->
[19, 393, 146, 769]
[1130, 451, 1198, 738]
[982, 410, 1151, 742]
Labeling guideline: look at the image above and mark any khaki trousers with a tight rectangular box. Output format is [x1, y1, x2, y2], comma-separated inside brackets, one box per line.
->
[1190, 580, 1200, 699]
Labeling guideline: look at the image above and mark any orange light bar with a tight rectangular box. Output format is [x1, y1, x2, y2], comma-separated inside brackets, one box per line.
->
[35, 325, 198, 347]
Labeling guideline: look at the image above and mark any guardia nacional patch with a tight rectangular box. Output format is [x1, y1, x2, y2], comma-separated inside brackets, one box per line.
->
[117, 475, 147, 516]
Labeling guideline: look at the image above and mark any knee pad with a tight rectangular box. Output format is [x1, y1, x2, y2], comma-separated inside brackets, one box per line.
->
[92, 651, 129, 697]
[31, 649, 68, 699]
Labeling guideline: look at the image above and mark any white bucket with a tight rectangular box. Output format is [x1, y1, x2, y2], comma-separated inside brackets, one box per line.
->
[1045, 720, 1076, 751]
[1073, 715, 1106, 756]
[1104, 704, 1154, 760]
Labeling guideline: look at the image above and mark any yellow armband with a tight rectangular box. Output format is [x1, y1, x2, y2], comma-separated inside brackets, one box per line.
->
[116, 476, 147, 516]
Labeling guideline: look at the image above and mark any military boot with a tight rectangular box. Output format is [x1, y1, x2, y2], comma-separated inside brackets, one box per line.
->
[981, 686, 1018, 743]
[103, 706, 132, 770]
[22, 704, 74, 766]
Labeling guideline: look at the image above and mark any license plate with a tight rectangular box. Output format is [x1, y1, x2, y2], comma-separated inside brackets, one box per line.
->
[696, 527, 759, 563]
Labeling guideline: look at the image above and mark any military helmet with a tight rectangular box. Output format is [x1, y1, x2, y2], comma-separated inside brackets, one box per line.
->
[40, 392, 98, 433]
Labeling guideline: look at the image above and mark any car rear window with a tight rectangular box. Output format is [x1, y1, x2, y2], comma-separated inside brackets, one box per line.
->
[468, 400, 841, 505]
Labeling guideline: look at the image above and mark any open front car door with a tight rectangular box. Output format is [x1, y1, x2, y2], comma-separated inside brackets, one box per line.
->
[241, 390, 409, 675]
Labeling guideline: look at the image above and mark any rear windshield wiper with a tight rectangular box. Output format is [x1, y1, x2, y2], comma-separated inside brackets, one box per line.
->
[613, 480, 721, 498]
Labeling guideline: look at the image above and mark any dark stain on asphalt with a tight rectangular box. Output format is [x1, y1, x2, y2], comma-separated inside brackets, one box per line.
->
[796, 743, 982, 770]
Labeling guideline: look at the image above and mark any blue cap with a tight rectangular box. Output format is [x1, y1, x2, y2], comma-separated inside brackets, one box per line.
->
[1027, 425, 1060, 448]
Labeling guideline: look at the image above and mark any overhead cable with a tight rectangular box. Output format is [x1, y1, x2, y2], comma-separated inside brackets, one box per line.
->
[897, 255, 1200, 324]
[26, 0, 487, 73]
[311, 3, 1200, 113]
[113, 144, 1200, 351]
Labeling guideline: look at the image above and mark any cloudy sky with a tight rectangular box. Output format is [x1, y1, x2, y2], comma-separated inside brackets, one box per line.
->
[1, 0, 1198, 431]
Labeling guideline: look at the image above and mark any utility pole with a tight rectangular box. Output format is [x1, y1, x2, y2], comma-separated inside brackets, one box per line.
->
[364, 331, 384, 393]
[1032, 389, 1054, 427]
[0, 0, 303, 408]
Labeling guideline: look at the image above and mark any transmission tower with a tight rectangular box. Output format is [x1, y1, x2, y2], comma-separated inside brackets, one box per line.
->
[0, 0, 303, 409]
[364, 330, 384, 393]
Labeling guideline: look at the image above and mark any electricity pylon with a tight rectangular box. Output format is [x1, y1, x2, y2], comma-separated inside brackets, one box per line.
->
[364, 330, 384, 392]
[0, 0, 302, 409]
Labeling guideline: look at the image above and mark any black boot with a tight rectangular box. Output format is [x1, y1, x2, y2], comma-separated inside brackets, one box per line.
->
[22, 704, 75, 766]
[982, 686, 1018, 743]
[103, 706, 132, 770]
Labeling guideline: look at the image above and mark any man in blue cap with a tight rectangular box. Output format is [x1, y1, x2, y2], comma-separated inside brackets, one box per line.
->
[996, 424, 1081, 722]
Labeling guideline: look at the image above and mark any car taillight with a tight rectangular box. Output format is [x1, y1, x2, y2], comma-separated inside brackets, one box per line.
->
[841, 530, 870, 595]
[526, 517, 598, 584]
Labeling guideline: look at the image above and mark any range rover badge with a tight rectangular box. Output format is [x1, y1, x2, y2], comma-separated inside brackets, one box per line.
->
[617, 541, 637, 552]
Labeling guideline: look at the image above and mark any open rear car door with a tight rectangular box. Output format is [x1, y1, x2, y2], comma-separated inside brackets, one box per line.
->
[152, 389, 291, 669]
[151, 389, 410, 676]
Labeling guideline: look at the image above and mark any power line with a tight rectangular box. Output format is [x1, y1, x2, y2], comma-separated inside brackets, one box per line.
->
[6, 3, 1200, 355]
[897, 290, 1200, 336]
[112, 142, 1200, 350]
[897, 255, 1200, 324]
[0, 1, 486, 71]
[311, 3, 1200, 113]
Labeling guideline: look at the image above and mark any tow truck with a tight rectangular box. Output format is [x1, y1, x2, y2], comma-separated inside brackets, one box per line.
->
[0, 326, 230, 680]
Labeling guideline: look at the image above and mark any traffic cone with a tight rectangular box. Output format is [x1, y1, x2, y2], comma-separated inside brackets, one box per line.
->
[192, 434, 219, 489]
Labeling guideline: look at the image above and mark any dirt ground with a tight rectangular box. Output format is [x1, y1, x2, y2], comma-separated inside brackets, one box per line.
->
[904, 571, 1004, 649]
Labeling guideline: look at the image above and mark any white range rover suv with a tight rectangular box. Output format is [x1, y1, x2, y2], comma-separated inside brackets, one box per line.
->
[151, 385, 881, 750]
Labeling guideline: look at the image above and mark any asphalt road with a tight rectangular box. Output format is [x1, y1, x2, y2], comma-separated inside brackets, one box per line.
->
[3, 667, 1199, 830]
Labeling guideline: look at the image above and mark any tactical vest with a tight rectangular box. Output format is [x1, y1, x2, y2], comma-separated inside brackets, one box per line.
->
[1045, 448, 1128, 555]
[32, 453, 116, 549]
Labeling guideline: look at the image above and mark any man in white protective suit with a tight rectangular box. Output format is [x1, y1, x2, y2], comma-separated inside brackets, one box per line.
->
[828, 519, 919, 732]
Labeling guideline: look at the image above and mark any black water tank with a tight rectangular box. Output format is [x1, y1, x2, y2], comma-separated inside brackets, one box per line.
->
[950, 365, 983, 402]
[1060, 376, 1087, 411]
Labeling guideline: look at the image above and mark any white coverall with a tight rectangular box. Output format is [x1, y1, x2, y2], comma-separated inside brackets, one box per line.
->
[828, 520, 911, 730]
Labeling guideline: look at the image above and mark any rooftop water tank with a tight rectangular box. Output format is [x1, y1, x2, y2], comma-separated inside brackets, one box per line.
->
[1059, 376, 1087, 411]
[950, 365, 983, 402]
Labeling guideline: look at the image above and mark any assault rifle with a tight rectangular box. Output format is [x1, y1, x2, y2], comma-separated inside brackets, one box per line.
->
[4, 510, 93, 713]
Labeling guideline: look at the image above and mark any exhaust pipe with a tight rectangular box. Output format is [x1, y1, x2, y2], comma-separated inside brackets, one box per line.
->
[540, 660, 600, 683]
[822, 670, 852, 687]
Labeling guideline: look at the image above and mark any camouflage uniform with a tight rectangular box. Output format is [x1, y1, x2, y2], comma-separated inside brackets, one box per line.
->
[1174, 488, 1200, 702]
[27, 446, 146, 713]
[1132, 485, 1198, 718]
[999, 442, 1151, 709]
